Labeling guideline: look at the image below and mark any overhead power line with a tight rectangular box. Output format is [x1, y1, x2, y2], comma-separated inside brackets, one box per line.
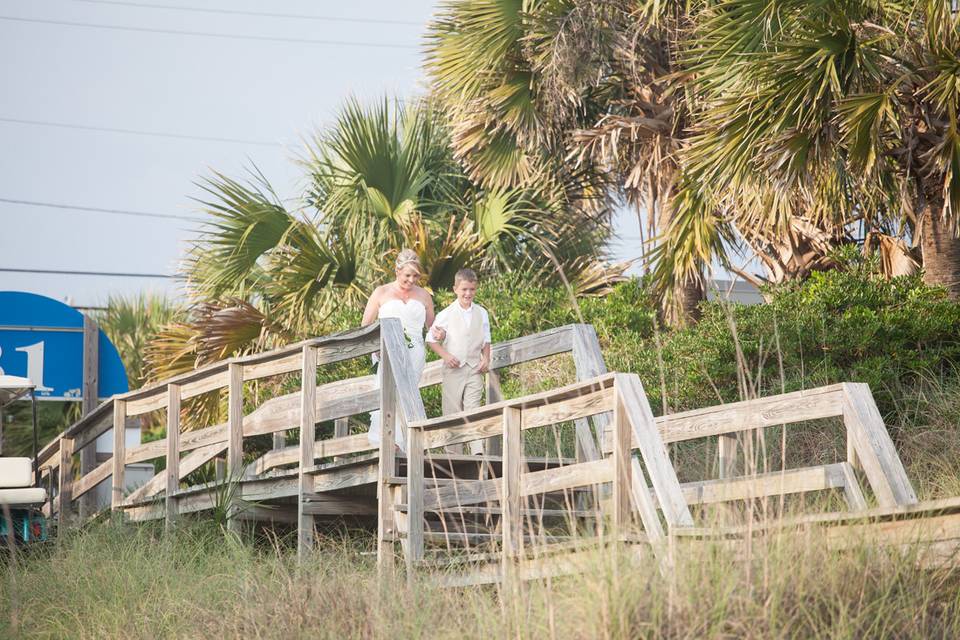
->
[0, 15, 419, 49]
[0, 197, 203, 222]
[0, 115, 279, 146]
[0, 267, 175, 279]
[74, 0, 423, 27]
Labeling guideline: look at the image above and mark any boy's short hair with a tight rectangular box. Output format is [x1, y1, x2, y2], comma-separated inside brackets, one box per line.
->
[454, 268, 479, 286]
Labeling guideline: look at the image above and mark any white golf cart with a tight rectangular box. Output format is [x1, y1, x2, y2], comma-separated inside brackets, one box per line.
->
[0, 375, 48, 543]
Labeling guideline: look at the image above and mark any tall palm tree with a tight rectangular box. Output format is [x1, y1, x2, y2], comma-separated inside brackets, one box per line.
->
[657, 0, 960, 297]
[426, 0, 709, 324]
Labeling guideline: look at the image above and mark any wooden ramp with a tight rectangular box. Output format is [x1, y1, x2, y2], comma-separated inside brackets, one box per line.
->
[35, 319, 960, 584]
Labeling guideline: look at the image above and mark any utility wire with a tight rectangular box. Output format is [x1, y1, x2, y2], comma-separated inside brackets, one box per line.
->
[0, 15, 419, 49]
[74, 0, 423, 27]
[0, 116, 280, 146]
[0, 267, 175, 279]
[0, 197, 203, 222]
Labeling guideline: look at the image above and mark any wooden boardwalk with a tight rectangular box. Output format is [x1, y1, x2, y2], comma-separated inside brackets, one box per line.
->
[34, 319, 960, 583]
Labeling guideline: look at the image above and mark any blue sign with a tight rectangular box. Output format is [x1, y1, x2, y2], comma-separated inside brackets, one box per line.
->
[0, 292, 129, 401]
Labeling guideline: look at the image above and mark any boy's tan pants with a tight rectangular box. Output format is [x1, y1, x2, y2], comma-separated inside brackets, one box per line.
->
[441, 364, 484, 454]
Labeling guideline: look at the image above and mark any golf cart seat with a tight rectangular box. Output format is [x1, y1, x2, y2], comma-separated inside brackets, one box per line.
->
[0, 457, 46, 506]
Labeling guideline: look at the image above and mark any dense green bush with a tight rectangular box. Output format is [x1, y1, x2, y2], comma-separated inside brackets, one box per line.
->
[452, 266, 960, 419]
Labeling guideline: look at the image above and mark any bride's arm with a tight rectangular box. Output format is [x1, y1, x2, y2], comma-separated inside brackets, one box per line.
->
[361, 288, 381, 326]
[423, 293, 436, 330]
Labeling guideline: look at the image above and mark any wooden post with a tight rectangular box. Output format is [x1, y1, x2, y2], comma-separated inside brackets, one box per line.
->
[502, 407, 523, 575]
[718, 435, 737, 479]
[614, 374, 694, 528]
[298, 346, 317, 560]
[57, 437, 75, 528]
[480, 370, 503, 456]
[334, 417, 349, 439]
[611, 386, 631, 531]
[377, 334, 398, 575]
[406, 421, 424, 568]
[165, 384, 181, 530]
[571, 324, 605, 462]
[839, 462, 868, 511]
[841, 383, 917, 507]
[227, 363, 244, 534]
[111, 399, 126, 512]
[80, 316, 99, 519]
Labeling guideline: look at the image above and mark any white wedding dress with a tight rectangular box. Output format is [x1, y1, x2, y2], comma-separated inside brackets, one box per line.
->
[367, 298, 427, 451]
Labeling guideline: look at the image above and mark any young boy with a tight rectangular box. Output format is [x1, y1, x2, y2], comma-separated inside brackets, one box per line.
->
[427, 269, 492, 433]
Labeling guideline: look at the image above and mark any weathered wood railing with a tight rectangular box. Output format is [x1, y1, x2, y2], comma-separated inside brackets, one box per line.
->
[600, 383, 918, 511]
[36, 321, 612, 554]
[396, 372, 695, 580]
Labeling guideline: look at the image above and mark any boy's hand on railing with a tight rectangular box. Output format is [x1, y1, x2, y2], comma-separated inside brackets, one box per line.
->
[477, 356, 490, 374]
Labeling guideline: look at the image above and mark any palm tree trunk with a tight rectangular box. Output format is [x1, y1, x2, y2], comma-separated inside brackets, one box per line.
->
[919, 199, 960, 299]
[657, 205, 705, 327]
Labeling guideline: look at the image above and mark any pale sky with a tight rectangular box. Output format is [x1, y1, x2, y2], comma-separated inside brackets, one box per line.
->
[0, 0, 644, 308]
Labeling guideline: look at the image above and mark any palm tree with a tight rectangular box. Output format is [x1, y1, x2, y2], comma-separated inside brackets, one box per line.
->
[657, 0, 959, 297]
[426, 0, 712, 324]
[146, 96, 623, 397]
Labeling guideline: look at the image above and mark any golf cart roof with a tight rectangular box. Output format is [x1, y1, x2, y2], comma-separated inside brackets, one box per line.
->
[0, 375, 35, 409]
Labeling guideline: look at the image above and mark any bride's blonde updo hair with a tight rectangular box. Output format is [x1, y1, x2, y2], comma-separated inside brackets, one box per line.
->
[395, 249, 422, 274]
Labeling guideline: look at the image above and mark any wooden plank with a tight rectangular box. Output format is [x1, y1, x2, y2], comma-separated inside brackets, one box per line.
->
[125, 439, 167, 465]
[412, 373, 615, 432]
[58, 437, 75, 528]
[72, 458, 112, 499]
[250, 433, 374, 476]
[242, 351, 302, 382]
[298, 346, 317, 559]
[70, 401, 116, 451]
[181, 369, 230, 401]
[114, 323, 380, 404]
[423, 458, 613, 512]
[418, 383, 615, 451]
[839, 462, 868, 511]
[652, 385, 846, 445]
[841, 383, 917, 508]
[125, 441, 225, 504]
[502, 407, 522, 568]
[180, 424, 227, 453]
[334, 417, 349, 439]
[630, 458, 665, 543]
[615, 374, 693, 528]
[679, 463, 847, 505]
[226, 363, 243, 534]
[611, 385, 631, 530]
[111, 399, 126, 511]
[126, 388, 169, 416]
[165, 384, 181, 529]
[598, 384, 848, 451]
[377, 331, 398, 574]
[489, 325, 574, 370]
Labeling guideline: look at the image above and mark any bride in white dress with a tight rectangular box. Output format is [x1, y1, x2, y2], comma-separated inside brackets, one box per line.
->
[361, 249, 436, 450]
